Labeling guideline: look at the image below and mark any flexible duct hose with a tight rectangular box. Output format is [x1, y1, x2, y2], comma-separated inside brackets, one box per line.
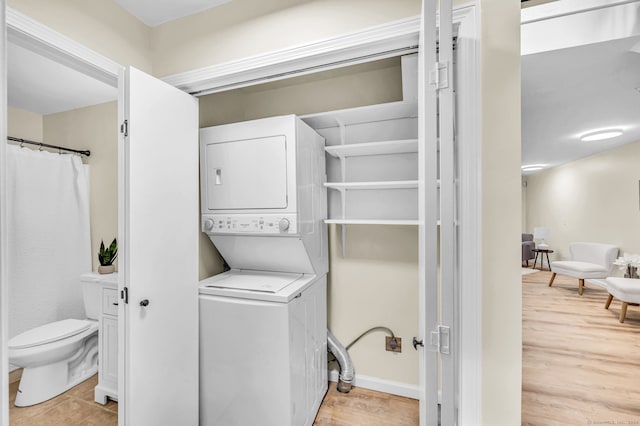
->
[327, 329, 354, 393]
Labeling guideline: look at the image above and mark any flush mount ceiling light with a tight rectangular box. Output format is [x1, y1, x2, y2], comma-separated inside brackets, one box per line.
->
[580, 129, 623, 142]
[521, 164, 546, 172]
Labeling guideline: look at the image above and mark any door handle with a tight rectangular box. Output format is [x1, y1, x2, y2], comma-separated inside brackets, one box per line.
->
[139, 299, 149, 307]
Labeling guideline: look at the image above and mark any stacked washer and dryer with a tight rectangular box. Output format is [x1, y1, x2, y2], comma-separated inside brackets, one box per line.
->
[198, 115, 329, 425]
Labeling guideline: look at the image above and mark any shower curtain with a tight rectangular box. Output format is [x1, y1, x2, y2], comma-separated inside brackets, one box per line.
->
[7, 145, 91, 338]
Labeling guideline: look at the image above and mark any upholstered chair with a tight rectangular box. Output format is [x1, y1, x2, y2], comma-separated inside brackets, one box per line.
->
[548, 242, 619, 295]
[522, 233, 535, 266]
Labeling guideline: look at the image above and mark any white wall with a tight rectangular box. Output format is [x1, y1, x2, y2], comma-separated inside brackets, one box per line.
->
[525, 140, 640, 261]
[8, 106, 42, 141]
[151, 0, 421, 77]
[480, 0, 522, 424]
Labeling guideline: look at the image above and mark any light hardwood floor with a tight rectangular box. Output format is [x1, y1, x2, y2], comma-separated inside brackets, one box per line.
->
[9, 369, 418, 425]
[522, 269, 640, 425]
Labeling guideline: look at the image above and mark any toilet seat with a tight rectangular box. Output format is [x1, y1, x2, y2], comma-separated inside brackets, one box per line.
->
[9, 319, 92, 349]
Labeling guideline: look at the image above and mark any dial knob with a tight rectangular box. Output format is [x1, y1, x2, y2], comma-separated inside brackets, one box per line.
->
[204, 218, 215, 231]
[278, 218, 290, 232]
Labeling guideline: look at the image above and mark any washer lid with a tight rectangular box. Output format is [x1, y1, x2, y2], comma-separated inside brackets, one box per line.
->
[205, 271, 303, 293]
[8, 319, 91, 349]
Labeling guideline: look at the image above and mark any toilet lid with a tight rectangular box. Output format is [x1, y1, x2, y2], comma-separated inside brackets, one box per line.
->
[8, 319, 91, 349]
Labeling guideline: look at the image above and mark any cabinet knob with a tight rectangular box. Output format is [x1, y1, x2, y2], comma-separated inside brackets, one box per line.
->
[139, 299, 149, 307]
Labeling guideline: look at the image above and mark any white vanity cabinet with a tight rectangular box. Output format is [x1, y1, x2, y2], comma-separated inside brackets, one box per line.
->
[95, 279, 118, 403]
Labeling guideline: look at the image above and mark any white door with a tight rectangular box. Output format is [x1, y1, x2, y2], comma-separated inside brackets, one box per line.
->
[203, 136, 288, 210]
[118, 66, 199, 425]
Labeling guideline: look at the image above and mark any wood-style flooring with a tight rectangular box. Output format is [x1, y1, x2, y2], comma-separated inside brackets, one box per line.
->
[315, 383, 418, 425]
[522, 268, 640, 425]
[9, 369, 418, 425]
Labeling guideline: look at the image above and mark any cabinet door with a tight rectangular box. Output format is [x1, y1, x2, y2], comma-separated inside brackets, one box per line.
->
[203, 136, 288, 210]
[118, 66, 199, 426]
[102, 316, 118, 387]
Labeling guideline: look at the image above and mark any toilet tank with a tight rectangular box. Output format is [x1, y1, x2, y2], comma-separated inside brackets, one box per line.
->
[80, 272, 118, 320]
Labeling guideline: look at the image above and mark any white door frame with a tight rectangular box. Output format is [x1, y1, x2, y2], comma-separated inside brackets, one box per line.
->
[0, 2, 8, 425]
[0, 4, 482, 424]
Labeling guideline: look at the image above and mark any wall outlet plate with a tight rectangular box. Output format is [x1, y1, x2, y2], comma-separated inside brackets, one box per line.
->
[386, 336, 402, 353]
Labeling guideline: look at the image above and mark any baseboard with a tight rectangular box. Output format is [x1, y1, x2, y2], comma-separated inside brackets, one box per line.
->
[328, 370, 420, 399]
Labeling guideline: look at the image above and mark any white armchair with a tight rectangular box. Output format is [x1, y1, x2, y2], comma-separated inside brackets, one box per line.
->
[548, 242, 619, 295]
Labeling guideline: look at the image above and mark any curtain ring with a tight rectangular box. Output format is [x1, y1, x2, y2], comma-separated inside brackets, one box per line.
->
[38, 143, 43, 151]
[20, 141, 24, 148]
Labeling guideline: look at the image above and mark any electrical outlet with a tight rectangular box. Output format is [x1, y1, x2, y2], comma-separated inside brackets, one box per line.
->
[385, 336, 402, 353]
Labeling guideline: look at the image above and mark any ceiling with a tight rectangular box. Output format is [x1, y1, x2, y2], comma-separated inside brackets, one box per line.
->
[7, 42, 117, 115]
[521, 35, 640, 173]
[113, 0, 232, 26]
[520, 0, 640, 175]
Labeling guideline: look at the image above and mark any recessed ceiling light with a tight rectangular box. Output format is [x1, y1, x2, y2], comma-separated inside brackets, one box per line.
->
[580, 129, 623, 142]
[521, 164, 546, 172]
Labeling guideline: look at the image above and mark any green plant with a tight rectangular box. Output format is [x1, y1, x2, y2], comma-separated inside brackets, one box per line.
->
[98, 238, 118, 266]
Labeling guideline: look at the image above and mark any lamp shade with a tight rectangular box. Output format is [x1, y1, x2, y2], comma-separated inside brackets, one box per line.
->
[533, 227, 551, 240]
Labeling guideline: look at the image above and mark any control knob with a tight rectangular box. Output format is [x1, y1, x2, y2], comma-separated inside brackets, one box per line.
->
[204, 218, 215, 231]
[278, 218, 290, 232]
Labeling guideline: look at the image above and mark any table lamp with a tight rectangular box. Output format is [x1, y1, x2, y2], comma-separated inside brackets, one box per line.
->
[533, 227, 551, 250]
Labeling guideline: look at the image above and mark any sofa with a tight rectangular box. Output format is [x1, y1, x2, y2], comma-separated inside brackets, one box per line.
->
[522, 233, 535, 266]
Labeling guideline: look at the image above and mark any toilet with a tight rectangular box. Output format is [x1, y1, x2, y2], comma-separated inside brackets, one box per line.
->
[8, 273, 117, 407]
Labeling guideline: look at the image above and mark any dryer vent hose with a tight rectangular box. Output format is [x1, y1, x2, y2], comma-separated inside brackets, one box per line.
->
[327, 328, 354, 393]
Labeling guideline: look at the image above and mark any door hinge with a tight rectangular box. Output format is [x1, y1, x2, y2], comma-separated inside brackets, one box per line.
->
[429, 62, 449, 90]
[121, 286, 129, 304]
[120, 120, 128, 137]
[430, 325, 450, 354]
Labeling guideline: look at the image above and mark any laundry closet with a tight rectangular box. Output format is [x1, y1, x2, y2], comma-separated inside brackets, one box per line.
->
[198, 55, 421, 389]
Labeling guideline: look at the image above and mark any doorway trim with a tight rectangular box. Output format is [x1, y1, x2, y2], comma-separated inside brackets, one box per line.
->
[6, 7, 121, 87]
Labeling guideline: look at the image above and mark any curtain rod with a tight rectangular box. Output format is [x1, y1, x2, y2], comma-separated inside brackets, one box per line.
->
[8, 136, 91, 157]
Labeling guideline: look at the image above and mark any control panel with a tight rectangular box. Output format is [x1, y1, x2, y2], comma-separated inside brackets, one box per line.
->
[202, 214, 297, 235]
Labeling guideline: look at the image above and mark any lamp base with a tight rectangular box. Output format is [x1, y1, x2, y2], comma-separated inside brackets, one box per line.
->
[537, 242, 550, 250]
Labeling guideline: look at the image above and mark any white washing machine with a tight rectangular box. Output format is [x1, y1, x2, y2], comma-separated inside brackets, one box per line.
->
[199, 115, 328, 425]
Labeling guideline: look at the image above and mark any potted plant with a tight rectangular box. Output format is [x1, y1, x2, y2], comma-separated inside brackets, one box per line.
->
[98, 238, 118, 274]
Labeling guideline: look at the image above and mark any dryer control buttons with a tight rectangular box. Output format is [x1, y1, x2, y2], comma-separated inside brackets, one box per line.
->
[278, 218, 290, 232]
[203, 214, 296, 234]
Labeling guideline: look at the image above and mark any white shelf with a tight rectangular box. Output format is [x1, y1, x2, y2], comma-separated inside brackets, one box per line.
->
[325, 219, 419, 225]
[325, 139, 418, 158]
[301, 101, 418, 130]
[324, 180, 419, 190]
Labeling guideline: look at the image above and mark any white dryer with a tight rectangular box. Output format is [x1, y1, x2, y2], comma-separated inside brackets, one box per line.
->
[199, 115, 328, 426]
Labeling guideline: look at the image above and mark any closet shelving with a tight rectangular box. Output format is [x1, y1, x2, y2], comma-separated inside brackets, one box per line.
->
[324, 139, 418, 158]
[301, 100, 421, 226]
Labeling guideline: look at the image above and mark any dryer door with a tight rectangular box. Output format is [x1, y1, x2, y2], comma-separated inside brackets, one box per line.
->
[204, 136, 288, 210]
